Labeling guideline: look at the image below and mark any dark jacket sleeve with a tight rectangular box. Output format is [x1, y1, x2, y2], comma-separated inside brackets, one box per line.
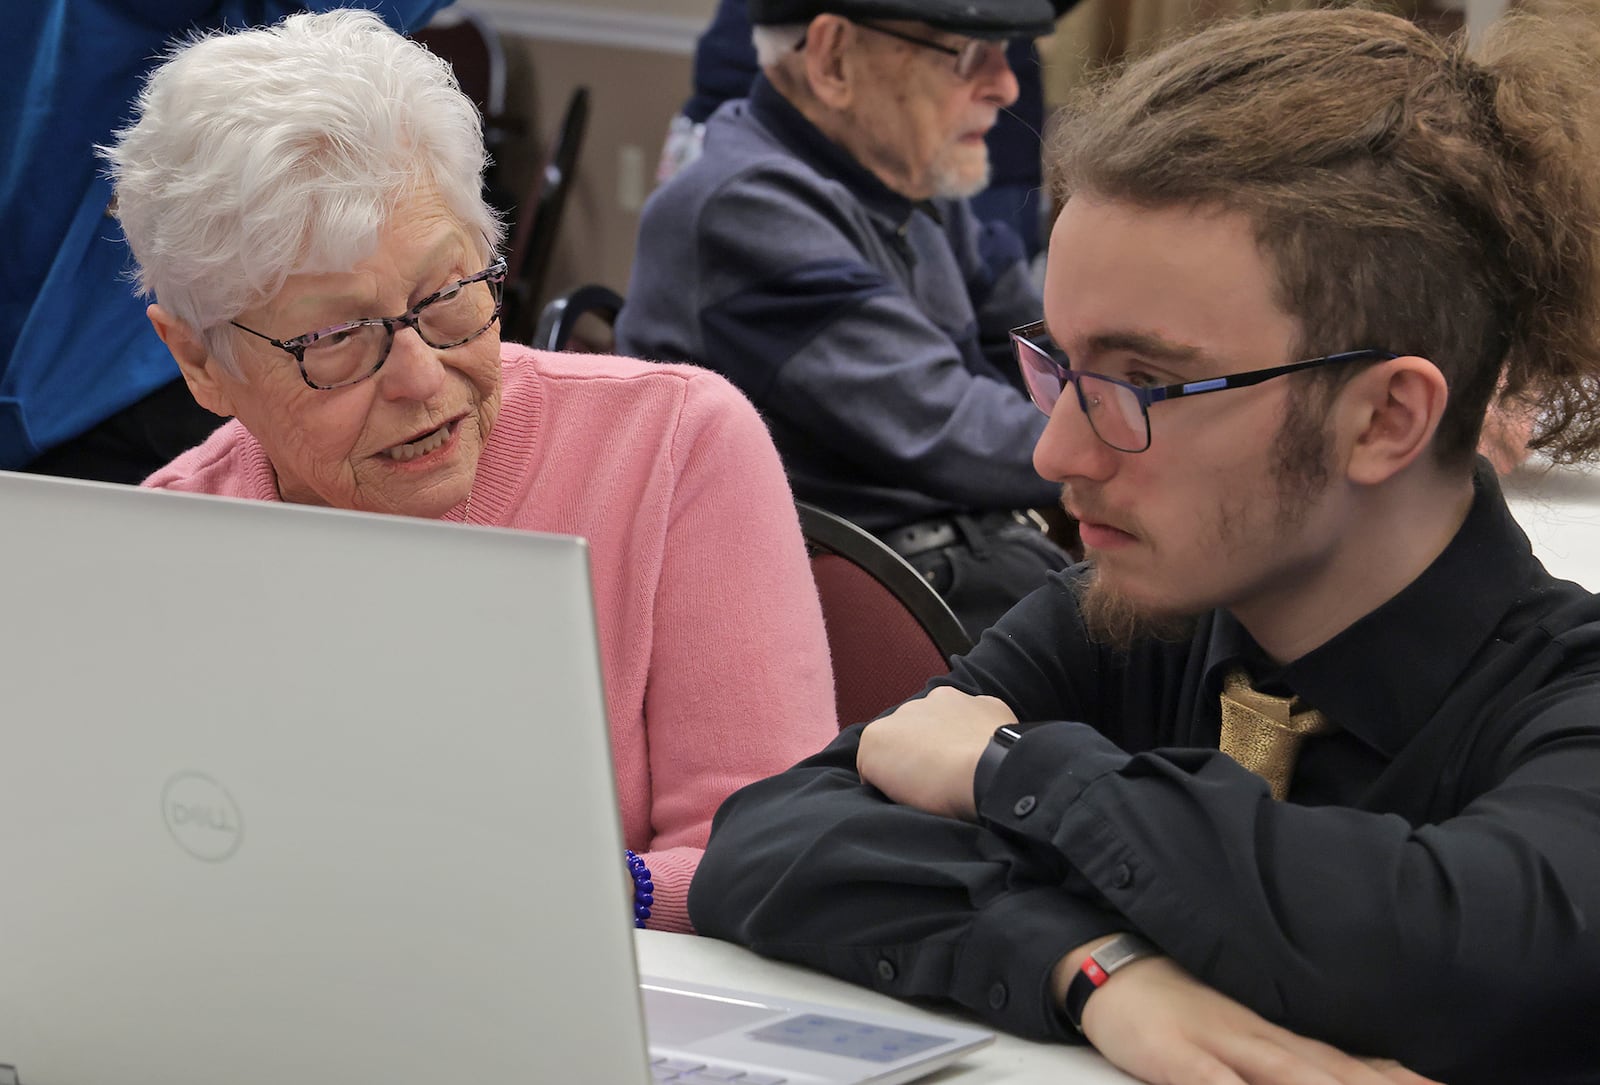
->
[688, 721, 1123, 1042]
[687, 167, 1056, 509]
[690, 576, 1123, 1041]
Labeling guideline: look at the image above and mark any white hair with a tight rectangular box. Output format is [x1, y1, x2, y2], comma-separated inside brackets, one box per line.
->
[101, 8, 504, 369]
[753, 24, 809, 69]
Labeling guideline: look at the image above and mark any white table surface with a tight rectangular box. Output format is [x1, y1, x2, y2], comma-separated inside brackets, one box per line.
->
[635, 929, 1135, 1084]
[1502, 459, 1600, 590]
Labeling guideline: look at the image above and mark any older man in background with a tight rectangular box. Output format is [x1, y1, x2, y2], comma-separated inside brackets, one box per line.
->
[618, 0, 1071, 639]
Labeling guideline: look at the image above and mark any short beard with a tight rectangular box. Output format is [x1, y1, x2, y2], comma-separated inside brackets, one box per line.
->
[1073, 381, 1335, 652]
[1075, 567, 1197, 651]
[931, 149, 991, 200]
[1269, 376, 1334, 531]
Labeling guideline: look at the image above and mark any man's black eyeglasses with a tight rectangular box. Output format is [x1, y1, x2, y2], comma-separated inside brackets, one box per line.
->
[1010, 320, 1396, 453]
[796, 20, 1008, 81]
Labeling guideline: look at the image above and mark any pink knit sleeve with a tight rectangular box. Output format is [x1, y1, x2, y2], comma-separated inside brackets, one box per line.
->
[634, 372, 839, 933]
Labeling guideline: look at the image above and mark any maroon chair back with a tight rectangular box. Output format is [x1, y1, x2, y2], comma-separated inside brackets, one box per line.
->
[797, 503, 973, 728]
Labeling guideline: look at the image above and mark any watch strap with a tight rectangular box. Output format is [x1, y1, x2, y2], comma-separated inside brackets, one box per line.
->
[1064, 933, 1158, 1033]
[971, 722, 1033, 812]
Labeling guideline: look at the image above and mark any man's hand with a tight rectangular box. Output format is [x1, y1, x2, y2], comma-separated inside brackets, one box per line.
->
[1055, 945, 1443, 1085]
[855, 686, 1017, 820]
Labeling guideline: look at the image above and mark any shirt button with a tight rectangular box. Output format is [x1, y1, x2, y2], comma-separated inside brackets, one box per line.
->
[1111, 863, 1134, 889]
[876, 958, 897, 983]
[987, 982, 1008, 1010]
[1013, 795, 1037, 817]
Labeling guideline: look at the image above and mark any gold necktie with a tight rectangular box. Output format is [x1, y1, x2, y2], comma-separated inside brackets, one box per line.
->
[1218, 669, 1331, 801]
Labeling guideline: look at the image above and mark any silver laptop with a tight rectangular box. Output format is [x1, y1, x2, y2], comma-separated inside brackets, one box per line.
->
[0, 472, 989, 1085]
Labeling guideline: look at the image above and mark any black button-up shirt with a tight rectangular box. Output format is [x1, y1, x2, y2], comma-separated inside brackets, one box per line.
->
[691, 467, 1600, 1084]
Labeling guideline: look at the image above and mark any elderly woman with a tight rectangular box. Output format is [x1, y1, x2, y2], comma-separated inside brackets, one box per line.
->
[103, 9, 838, 933]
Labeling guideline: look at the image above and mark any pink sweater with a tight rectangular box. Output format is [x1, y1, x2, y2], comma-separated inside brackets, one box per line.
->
[146, 345, 839, 932]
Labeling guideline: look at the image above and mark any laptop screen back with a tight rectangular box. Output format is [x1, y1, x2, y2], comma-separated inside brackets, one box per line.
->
[0, 473, 649, 1085]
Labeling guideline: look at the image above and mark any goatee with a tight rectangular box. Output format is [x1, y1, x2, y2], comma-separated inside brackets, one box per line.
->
[1075, 566, 1197, 651]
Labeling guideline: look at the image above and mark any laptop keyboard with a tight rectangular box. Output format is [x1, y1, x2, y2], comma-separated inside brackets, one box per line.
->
[649, 1055, 785, 1083]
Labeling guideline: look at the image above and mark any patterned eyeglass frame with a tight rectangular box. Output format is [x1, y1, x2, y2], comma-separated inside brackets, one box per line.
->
[1010, 320, 1396, 453]
[229, 256, 508, 391]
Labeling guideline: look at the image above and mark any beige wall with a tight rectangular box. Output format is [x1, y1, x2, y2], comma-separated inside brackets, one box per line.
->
[456, 3, 708, 321]
[495, 35, 693, 309]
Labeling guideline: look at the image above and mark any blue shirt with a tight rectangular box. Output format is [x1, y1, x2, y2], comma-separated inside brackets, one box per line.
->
[0, 0, 447, 469]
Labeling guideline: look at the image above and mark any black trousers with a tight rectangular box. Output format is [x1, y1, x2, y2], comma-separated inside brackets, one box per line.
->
[21, 378, 224, 485]
[894, 514, 1074, 639]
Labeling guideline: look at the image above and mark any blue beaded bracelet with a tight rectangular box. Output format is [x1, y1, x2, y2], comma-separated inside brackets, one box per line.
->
[625, 849, 654, 929]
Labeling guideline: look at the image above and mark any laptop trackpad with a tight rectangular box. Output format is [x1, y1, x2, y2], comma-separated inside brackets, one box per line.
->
[642, 984, 786, 1046]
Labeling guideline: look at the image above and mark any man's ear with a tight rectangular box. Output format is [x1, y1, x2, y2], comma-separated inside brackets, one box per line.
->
[1339, 355, 1450, 486]
[801, 14, 856, 110]
[146, 304, 235, 419]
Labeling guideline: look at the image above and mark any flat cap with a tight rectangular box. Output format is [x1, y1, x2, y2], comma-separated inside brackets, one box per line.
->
[748, 0, 1059, 38]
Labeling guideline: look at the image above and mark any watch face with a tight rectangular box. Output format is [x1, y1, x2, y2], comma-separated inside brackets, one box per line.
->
[997, 721, 1046, 747]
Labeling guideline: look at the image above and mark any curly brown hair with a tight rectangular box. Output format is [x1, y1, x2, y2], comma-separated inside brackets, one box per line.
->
[1045, 2, 1600, 465]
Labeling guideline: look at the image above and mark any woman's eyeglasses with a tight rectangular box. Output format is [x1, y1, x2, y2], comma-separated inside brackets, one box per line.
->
[230, 257, 507, 391]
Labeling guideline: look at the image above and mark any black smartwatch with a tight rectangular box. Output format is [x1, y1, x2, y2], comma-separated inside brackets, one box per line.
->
[971, 721, 1038, 811]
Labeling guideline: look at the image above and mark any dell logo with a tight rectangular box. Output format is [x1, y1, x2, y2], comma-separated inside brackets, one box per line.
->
[161, 772, 243, 862]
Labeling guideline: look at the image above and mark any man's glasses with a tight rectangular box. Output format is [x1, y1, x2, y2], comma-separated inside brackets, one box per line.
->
[1010, 321, 1395, 453]
[230, 257, 507, 390]
[850, 21, 1009, 81]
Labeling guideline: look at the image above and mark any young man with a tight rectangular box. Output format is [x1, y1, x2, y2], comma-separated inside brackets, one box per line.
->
[689, 6, 1600, 1084]
[618, 0, 1073, 637]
